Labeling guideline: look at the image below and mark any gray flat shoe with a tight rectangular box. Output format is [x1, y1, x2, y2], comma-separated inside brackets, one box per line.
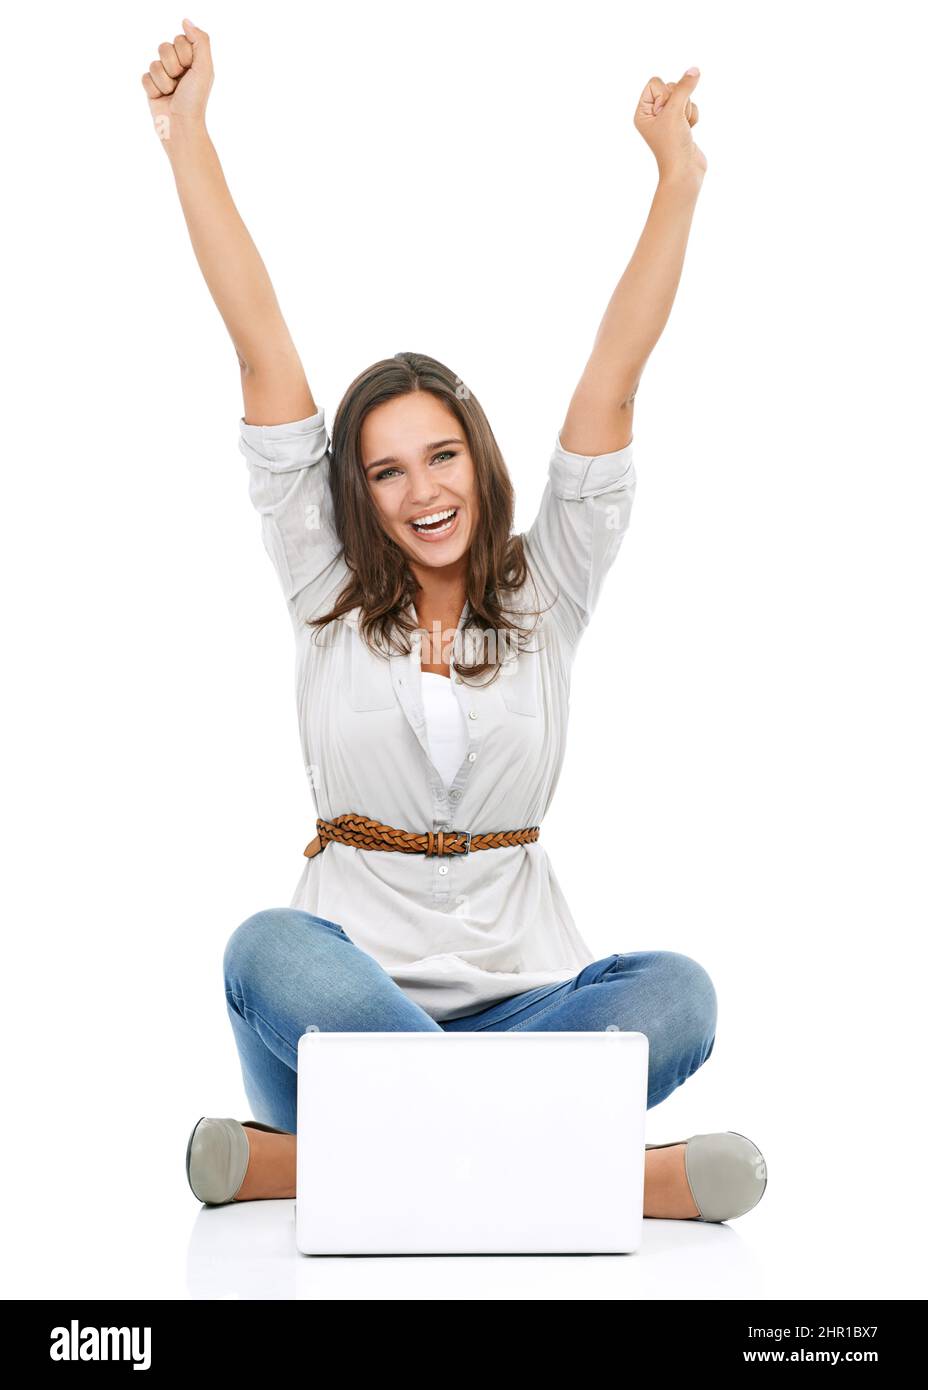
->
[645, 1130, 767, 1222]
[185, 1116, 291, 1206]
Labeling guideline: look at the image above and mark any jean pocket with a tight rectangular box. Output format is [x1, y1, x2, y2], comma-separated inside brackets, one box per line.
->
[464, 978, 570, 1029]
[307, 912, 354, 943]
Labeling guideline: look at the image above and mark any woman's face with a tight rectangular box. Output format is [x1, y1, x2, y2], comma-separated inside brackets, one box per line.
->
[360, 393, 477, 572]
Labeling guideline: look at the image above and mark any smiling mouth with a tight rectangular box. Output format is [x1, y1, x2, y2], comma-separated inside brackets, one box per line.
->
[408, 507, 459, 538]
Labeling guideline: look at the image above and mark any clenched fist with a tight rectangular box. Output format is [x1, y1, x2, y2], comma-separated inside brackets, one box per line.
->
[634, 68, 707, 183]
[141, 18, 214, 140]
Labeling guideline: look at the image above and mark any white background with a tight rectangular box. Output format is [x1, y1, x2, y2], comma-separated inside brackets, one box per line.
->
[2, 0, 925, 1301]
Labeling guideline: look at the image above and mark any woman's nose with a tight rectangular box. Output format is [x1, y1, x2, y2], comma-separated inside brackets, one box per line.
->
[407, 468, 441, 504]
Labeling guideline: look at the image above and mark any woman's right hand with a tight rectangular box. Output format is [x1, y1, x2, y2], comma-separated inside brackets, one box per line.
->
[141, 18, 214, 137]
[633, 68, 706, 185]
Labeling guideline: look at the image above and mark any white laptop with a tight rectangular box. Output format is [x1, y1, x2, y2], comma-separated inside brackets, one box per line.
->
[295, 1030, 649, 1255]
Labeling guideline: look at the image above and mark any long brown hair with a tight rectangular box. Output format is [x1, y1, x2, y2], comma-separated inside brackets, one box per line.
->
[310, 351, 544, 681]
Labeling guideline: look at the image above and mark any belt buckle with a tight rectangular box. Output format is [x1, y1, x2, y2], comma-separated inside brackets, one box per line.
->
[446, 828, 471, 856]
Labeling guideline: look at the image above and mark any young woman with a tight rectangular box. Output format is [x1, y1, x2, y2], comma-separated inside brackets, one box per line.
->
[143, 22, 767, 1224]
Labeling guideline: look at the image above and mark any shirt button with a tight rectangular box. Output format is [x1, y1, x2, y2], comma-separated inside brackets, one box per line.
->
[468, 710, 478, 720]
[467, 752, 477, 762]
[438, 865, 449, 876]
[450, 790, 461, 800]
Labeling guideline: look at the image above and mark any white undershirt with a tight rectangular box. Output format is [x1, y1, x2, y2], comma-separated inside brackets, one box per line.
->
[420, 671, 468, 788]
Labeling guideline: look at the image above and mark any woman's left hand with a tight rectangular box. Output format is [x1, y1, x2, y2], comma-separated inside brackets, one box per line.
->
[634, 68, 707, 183]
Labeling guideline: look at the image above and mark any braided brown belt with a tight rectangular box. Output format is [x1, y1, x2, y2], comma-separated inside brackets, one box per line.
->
[303, 812, 540, 860]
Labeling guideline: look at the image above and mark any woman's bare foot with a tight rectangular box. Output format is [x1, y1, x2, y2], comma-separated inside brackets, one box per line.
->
[643, 1143, 701, 1219]
[232, 1125, 297, 1201]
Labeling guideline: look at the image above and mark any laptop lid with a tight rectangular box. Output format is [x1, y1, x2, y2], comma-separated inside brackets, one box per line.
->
[296, 1030, 648, 1255]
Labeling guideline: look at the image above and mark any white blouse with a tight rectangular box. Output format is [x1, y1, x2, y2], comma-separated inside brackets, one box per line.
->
[238, 407, 637, 1023]
[420, 671, 468, 789]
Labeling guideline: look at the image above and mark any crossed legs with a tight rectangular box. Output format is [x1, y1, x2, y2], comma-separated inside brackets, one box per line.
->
[222, 907, 717, 1217]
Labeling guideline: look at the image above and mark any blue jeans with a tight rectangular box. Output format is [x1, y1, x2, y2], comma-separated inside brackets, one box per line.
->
[223, 908, 718, 1134]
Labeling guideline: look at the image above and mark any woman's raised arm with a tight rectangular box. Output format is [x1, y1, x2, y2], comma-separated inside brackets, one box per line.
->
[558, 68, 706, 458]
[141, 20, 315, 427]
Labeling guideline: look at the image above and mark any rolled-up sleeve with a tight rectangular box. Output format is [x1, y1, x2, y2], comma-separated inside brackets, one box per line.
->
[523, 431, 637, 648]
[238, 408, 350, 626]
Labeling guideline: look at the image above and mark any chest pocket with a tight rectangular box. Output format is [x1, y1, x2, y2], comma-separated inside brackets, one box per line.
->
[498, 647, 540, 716]
[348, 631, 396, 711]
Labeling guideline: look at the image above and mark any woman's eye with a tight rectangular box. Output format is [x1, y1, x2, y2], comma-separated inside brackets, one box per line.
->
[373, 451, 456, 482]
